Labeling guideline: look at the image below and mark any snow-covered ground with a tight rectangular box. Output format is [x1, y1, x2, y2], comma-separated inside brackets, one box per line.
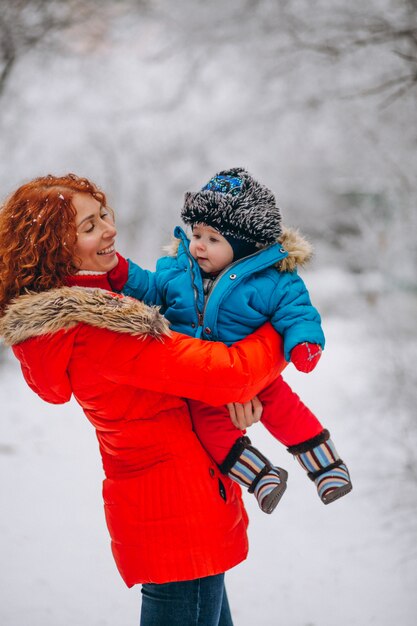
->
[1, 269, 416, 626]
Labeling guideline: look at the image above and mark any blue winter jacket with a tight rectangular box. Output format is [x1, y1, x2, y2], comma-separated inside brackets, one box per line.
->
[122, 226, 325, 361]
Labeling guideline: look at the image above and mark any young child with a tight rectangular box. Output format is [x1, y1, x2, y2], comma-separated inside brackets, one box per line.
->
[109, 167, 352, 513]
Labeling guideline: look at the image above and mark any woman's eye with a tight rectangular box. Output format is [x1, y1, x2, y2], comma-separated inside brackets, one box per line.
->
[101, 212, 109, 219]
[85, 224, 94, 233]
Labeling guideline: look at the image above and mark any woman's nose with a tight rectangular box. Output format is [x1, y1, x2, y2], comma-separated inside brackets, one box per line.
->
[103, 220, 117, 237]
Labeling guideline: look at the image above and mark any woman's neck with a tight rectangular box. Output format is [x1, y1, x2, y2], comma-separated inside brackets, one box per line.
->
[64, 271, 112, 291]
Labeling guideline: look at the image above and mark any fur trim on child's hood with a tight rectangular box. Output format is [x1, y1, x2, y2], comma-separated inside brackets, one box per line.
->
[277, 227, 313, 272]
[163, 226, 313, 272]
[0, 287, 171, 347]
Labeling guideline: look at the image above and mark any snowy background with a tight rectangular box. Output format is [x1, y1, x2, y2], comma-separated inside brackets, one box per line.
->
[1, 1, 416, 624]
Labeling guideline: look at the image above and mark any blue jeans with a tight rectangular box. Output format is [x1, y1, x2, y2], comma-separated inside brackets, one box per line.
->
[140, 573, 234, 626]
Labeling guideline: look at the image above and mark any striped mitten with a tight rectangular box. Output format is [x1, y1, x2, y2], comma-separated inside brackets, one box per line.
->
[287, 430, 352, 504]
[219, 436, 288, 514]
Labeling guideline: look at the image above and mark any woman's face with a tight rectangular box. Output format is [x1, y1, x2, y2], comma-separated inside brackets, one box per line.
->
[73, 192, 118, 272]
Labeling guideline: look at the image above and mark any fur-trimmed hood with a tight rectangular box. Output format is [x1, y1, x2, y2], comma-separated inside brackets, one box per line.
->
[0, 286, 170, 347]
[164, 226, 312, 272]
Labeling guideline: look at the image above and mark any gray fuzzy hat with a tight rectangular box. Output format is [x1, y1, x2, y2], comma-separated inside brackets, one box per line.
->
[181, 167, 282, 245]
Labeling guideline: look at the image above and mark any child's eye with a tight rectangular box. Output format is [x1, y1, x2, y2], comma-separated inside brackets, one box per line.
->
[209, 237, 219, 243]
[193, 233, 201, 239]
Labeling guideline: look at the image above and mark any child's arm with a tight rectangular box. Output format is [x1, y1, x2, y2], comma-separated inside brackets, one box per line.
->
[108, 253, 163, 307]
[267, 270, 325, 365]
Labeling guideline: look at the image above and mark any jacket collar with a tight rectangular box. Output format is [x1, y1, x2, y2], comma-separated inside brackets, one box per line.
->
[169, 225, 313, 273]
[0, 287, 170, 347]
[64, 272, 113, 291]
[173, 225, 288, 276]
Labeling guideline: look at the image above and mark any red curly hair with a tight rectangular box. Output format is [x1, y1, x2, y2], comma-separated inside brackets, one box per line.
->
[0, 174, 107, 315]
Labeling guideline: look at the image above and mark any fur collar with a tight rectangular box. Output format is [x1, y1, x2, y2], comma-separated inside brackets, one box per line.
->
[277, 227, 313, 272]
[163, 226, 312, 272]
[0, 287, 170, 347]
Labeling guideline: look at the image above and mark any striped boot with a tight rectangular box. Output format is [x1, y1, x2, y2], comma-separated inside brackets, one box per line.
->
[219, 436, 288, 514]
[287, 430, 352, 505]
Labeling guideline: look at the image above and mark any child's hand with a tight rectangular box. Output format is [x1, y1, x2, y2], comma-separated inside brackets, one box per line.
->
[290, 342, 322, 373]
[108, 252, 129, 291]
[227, 396, 263, 430]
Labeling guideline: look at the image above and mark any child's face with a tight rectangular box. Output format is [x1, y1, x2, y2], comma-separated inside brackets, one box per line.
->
[189, 224, 234, 274]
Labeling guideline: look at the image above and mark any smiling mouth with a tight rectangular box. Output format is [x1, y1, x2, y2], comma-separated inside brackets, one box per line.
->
[97, 245, 115, 256]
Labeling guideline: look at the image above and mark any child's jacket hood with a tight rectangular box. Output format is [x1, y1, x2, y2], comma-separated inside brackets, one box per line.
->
[164, 225, 313, 272]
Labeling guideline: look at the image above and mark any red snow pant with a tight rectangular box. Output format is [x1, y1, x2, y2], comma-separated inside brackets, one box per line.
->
[188, 374, 324, 465]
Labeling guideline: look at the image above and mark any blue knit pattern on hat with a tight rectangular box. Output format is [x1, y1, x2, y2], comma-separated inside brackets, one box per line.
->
[202, 175, 243, 196]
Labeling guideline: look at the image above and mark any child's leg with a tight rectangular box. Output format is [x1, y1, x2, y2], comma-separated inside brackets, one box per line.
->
[258, 376, 352, 504]
[187, 399, 242, 465]
[258, 375, 323, 446]
[187, 399, 288, 514]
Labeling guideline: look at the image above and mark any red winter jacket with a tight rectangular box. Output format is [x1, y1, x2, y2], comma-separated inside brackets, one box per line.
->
[0, 283, 286, 586]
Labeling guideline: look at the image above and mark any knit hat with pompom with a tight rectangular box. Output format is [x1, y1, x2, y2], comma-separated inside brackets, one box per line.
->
[181, 167, 282, 249]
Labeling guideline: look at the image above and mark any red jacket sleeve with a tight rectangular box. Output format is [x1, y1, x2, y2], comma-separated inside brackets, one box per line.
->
[85, 322, 286, 406]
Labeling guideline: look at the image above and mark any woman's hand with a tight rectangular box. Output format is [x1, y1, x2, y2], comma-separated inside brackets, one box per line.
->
[226, 396, 263, 430]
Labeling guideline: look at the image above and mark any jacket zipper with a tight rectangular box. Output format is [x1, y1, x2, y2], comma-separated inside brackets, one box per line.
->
[202, 251, 261, 323]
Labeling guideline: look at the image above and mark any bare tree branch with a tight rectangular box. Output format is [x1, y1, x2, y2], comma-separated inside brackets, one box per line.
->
[379, 76, 417, 107]
[0, 0, 102, 97]
[341, 73, 416, 99]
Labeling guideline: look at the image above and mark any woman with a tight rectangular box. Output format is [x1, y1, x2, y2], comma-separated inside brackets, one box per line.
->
[0, 174, 287, 626]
